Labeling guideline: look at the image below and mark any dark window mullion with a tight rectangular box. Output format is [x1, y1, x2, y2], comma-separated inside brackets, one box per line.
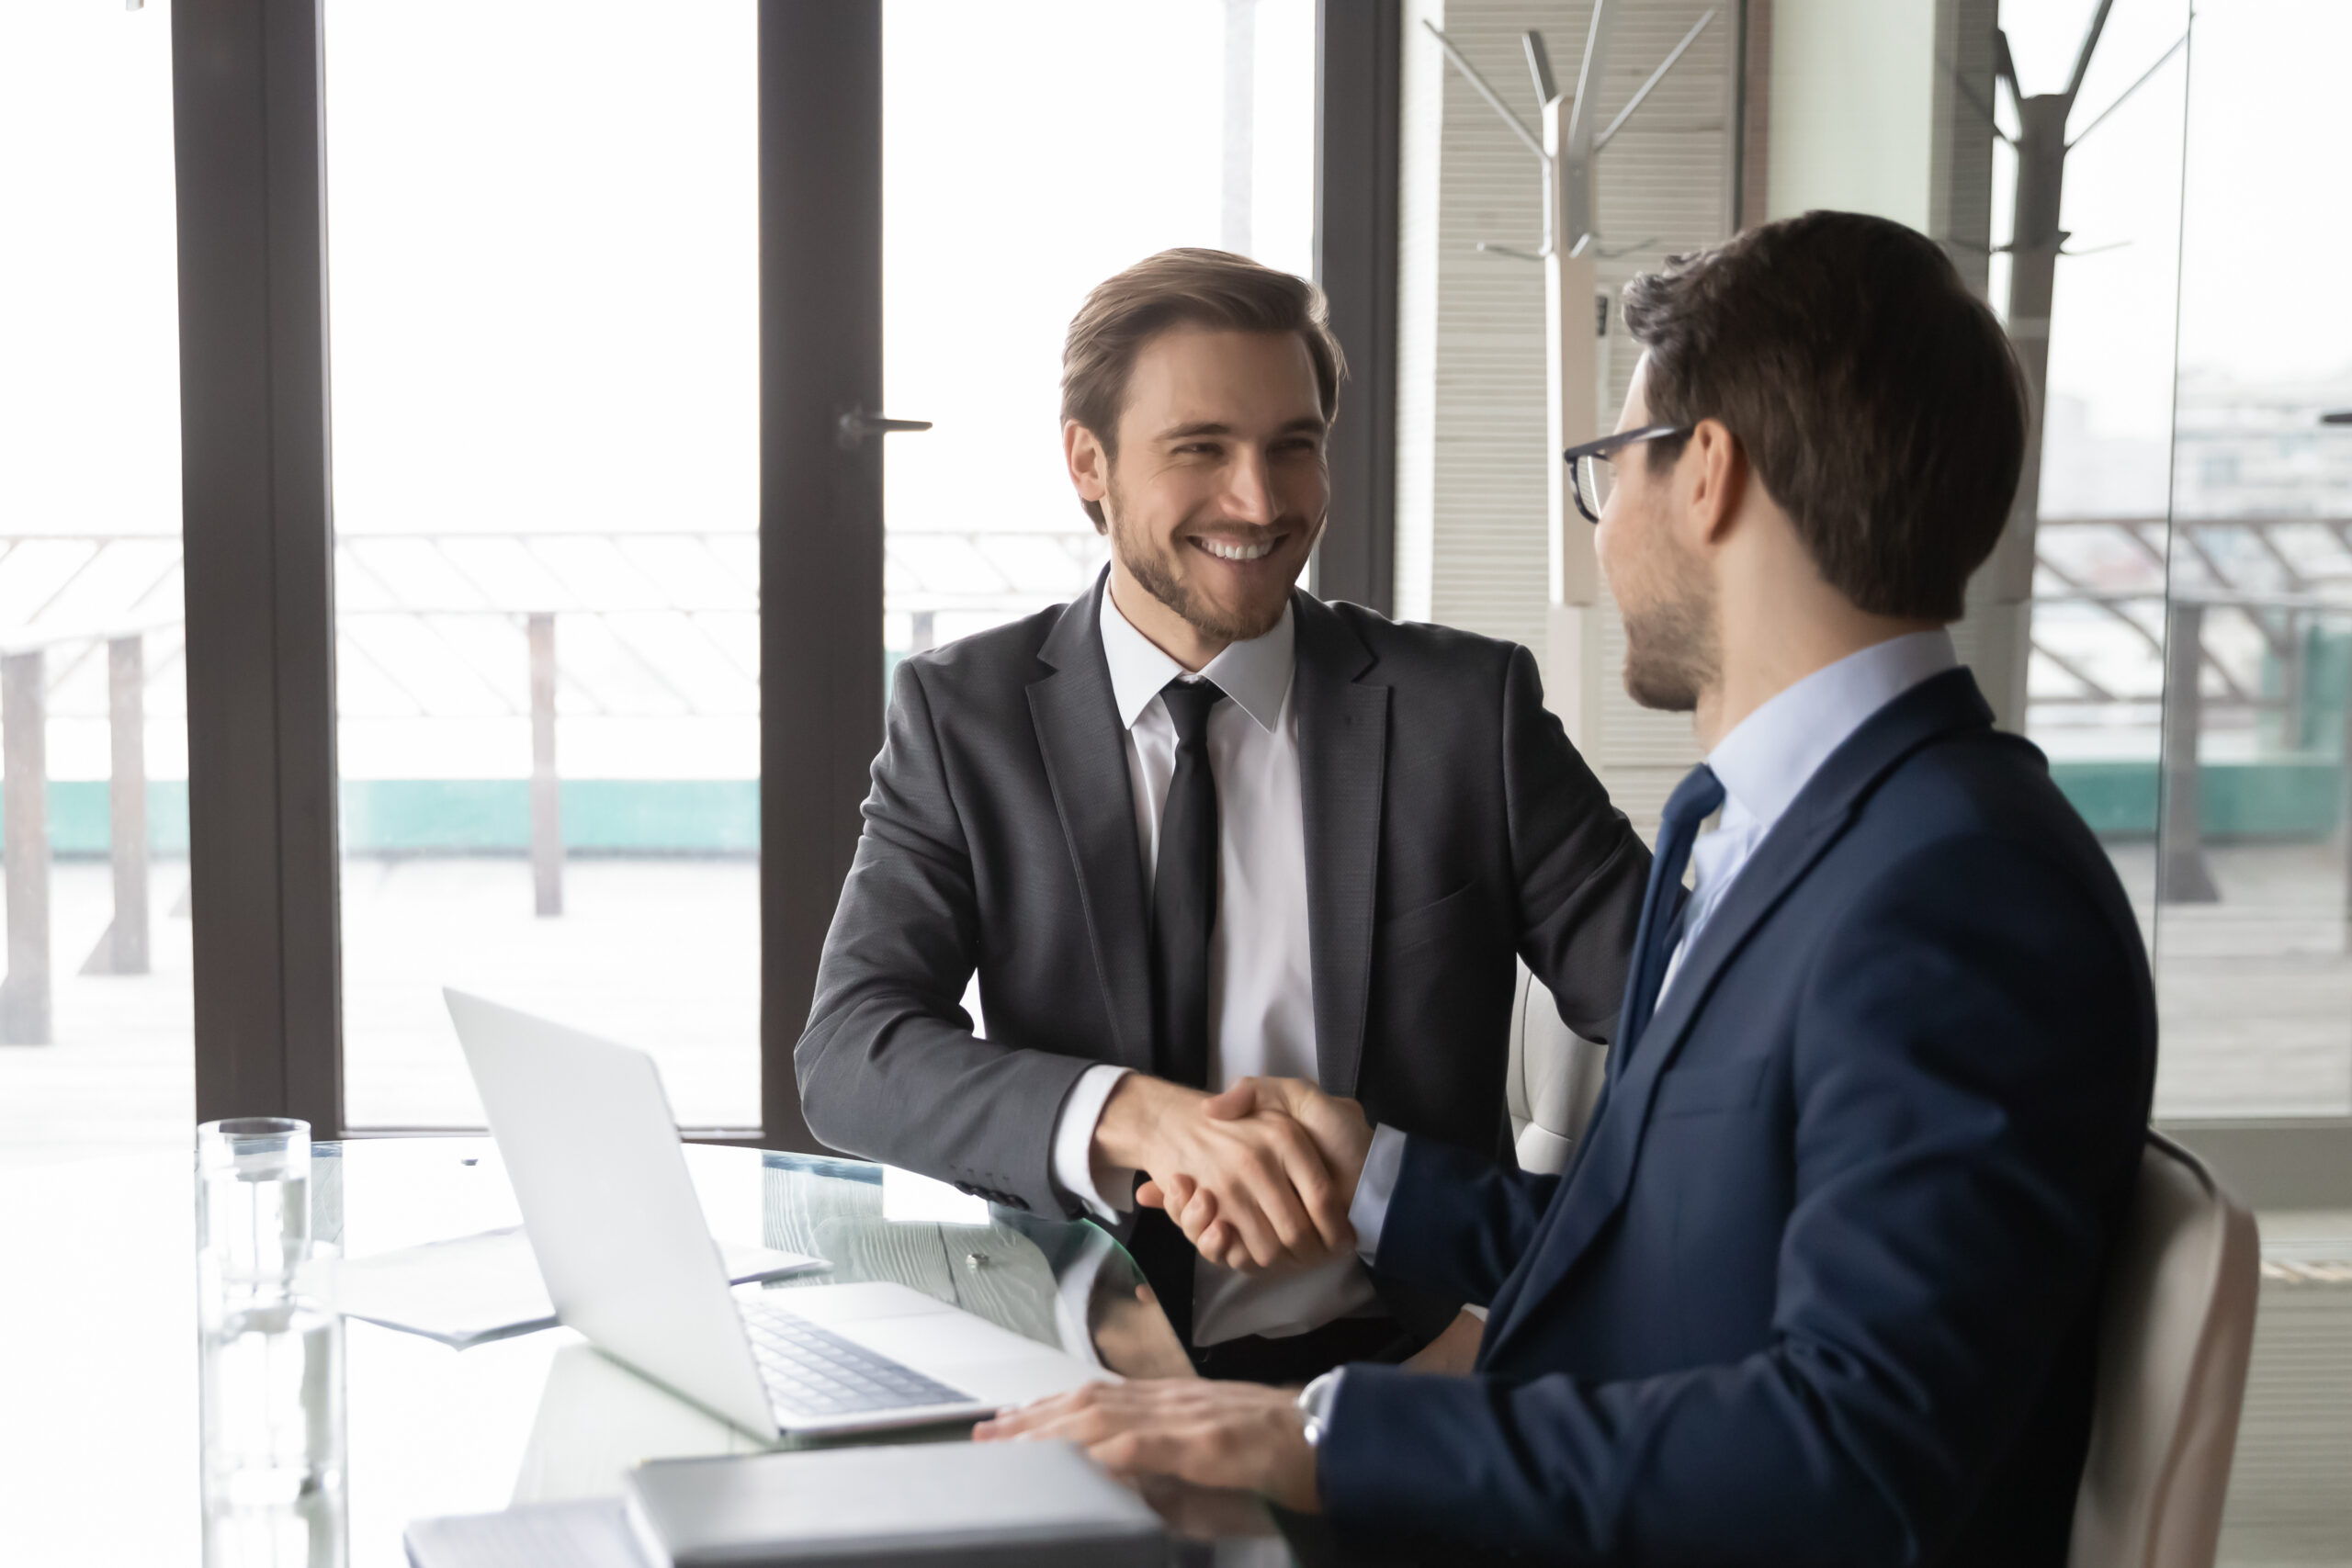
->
[174, 0, 345, 1133]
[760, 1, 884, 1153]
[1313, 0, 1401, 617]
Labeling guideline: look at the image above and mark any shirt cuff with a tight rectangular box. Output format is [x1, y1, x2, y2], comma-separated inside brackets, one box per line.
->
[1297, 1366, 1344, 1447]
[1348, 1123, 1409, 1264]
[1051, 1064, 1136, 1223]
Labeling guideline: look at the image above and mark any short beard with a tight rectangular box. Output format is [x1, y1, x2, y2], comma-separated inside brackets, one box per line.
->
[1104, 486, 1295, 646]
[1621, 570, 1720, 713]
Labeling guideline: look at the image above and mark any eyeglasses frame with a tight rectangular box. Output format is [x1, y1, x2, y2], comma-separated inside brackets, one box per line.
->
[1561, 424, 1692, 524]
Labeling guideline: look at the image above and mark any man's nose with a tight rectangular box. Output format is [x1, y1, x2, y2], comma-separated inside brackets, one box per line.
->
[1220, 450, 1278, 525]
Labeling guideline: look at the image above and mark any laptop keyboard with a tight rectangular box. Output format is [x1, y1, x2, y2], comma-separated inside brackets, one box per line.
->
[741, 1302, 977, 1420]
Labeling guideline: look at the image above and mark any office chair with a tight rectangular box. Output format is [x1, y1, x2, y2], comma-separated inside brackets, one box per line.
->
[1504, 959, 1609, 1175]
[2069, 1132, 2261, 1568]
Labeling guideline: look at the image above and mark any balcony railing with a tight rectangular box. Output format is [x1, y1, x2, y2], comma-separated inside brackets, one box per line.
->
[2030, 516, 2352, 911]
[2, 518, 2343, 1041]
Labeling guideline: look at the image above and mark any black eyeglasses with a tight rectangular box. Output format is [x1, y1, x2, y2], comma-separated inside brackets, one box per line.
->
[1562, 425, 1690, 524]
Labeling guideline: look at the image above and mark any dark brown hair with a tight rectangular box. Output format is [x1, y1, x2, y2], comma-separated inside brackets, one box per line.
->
[1620, 210, 2029, 621]
[1061, 248, 1345, 528]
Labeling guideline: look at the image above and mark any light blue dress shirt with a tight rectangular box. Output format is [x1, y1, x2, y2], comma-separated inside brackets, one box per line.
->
[1347, 629, 1962, 1262]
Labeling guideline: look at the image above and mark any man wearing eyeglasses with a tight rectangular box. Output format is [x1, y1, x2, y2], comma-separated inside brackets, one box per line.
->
[980, 212, 2157, 1566]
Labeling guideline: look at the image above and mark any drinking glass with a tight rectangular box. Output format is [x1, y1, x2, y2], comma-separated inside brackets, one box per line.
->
[196, 1118, 345, 1568]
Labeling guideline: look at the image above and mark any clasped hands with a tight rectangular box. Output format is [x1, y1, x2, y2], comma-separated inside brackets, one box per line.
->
[1091, 1072, 1374, 1273]
[975, 1074, 1376, 1513]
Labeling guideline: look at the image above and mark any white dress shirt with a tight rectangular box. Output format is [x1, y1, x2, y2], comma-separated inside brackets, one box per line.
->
[1048, 586, 1381, 1346]
[1348, 629, 1962, 1257]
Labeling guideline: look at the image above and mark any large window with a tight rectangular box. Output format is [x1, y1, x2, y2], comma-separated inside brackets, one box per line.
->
[1988, 0, 2195, 1075]
[1999, 0, 2352, 1122]
[880, 0, 1318, 665]
[0, 0, 188, 1163]
[323, 2, 762, 1128]
[2149, 0, 2352, 1122]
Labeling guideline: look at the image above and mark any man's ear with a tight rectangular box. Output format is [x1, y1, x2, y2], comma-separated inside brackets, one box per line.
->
[1683, 417, 1746, 548]
[1064, 420, 1111, 506]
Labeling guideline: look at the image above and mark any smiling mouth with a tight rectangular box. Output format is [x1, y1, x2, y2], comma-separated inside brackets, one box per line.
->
[1193, 536, 1278, 562]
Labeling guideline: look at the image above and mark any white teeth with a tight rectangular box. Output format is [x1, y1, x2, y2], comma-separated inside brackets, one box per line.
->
[1199, 537, 1274, 561]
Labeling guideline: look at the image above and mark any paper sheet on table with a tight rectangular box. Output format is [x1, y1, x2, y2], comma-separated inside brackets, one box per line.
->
[336, 1225, 826, 1349]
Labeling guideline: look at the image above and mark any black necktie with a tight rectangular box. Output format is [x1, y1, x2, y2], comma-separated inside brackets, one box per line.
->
[1132, 677, 1225, 1355]
[1150, 678, 1224, 1089]
[1615, 762, 1725, 1066]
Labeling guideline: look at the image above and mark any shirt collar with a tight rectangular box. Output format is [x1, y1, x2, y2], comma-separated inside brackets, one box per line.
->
[1097, 579, 1295, 734]
[1705, 628, 1959, 831]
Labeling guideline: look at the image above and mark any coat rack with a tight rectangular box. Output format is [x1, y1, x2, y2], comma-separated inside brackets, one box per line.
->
[1423, 4, 1715, 746]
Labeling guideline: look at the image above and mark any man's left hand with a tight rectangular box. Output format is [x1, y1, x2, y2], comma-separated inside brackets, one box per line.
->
[971, 1379, 1319, 1513]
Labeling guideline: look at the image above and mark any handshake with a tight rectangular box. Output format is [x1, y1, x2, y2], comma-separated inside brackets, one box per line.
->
[1092, 1074, 1375, 1273]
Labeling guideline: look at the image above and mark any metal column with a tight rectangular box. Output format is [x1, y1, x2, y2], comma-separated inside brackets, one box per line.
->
[2340, 623, 2352, 941]
[1, 651, 51, 1044]
[105, 635, 151, 974]
[2157, 602, 2219, 904]
[528, 613, 562, 918]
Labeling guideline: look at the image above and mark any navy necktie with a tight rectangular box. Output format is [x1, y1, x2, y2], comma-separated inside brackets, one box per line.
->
[1616, 762, 1725, 1064]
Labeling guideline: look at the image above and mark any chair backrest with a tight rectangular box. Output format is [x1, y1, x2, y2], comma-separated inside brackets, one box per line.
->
[2069, 1132, 2261, 1568]
[1504, 960, 1610, 1175]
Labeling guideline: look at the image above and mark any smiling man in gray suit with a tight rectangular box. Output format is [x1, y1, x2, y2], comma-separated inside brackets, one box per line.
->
[797, 248, 1649, 1383]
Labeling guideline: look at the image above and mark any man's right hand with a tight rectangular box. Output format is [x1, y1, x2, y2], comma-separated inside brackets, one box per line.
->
[1092, 1074, 1352, 1271]
[1139, 1077, 1374, 1272]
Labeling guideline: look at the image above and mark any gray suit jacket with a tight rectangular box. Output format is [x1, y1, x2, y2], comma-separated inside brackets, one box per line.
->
[797, 575, 1650, 1227]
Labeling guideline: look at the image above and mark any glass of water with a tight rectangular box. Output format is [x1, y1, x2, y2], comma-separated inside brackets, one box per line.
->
[196, 1118, 345, 1568]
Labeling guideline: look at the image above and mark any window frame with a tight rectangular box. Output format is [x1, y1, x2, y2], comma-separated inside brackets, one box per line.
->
[174, 0, 346, 1134]
[171, 0, 1404, 1151]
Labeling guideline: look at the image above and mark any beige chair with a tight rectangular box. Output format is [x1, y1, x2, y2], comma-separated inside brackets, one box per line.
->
[1504, 959, 1610, 1175]
[2070, 1132, 2260, 1568]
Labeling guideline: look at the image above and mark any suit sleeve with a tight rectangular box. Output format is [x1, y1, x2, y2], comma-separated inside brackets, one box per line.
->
[1367, 1134, 1562, 1307]
[1500, 642, 1652, 1042]
[794, 660, 1095, 1216]
[1317, 835, 2152, 1565]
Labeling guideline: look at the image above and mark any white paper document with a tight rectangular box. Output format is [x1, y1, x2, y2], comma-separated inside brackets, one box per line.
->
[337, 1225, 826, 1348]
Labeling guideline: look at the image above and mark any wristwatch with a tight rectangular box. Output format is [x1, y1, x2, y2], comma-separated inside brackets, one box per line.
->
[1295, 1369, 1342, 1449]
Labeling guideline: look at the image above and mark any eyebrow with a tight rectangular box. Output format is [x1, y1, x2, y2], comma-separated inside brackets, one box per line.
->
[1153, 416, 1327, 442]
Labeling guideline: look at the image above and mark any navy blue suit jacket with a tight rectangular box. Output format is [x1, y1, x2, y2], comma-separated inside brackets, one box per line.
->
[1318, 669, 2156, 1565]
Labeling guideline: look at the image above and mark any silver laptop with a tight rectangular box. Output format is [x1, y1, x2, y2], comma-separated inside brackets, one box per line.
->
[444, 987, 1109, 1439]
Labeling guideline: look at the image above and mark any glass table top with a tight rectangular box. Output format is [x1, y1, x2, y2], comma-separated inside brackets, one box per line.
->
[0, 1137, 1352, 1566]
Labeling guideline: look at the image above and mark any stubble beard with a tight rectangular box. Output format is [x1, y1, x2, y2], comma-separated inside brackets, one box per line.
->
[1104, 485, 1300, 646]
[1621, 558, 1721, 713]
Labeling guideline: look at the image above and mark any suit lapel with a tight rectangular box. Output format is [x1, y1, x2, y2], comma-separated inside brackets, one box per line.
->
[1293, 595, 1387, 1098]
[1026, 574, 1156, 1073]
[1481, 669, 1999, 1366]
[1478, 807, 1852, 1365]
